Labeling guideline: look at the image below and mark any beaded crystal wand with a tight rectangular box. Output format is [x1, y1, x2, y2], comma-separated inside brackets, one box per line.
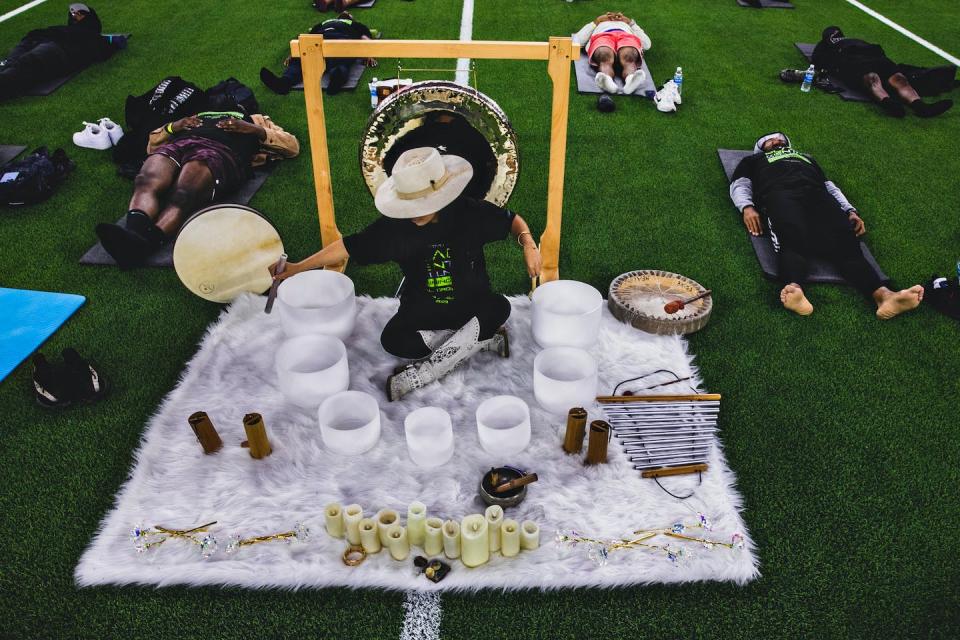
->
[224, 522, 310, 555]
[131, 521, 219, 558]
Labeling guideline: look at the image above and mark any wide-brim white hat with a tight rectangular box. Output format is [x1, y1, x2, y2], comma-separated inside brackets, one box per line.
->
[374, 147, 474, 219]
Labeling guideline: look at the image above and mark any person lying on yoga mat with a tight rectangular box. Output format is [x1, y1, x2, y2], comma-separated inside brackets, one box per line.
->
[812, 26, 954, 118]
[572, 12, 651, 95]
[260, 11, 377, 96]
[0, 3, 121, 101]
[730, 132, 923, 319]
[94, 99, 299, 269]
[274, 146, 542, 402]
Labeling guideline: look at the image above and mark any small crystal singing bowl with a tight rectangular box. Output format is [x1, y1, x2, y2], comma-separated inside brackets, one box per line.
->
[275, 334, 349, 410]
[533, 347, 598, 415]
[404, 406, 455, 468]
[531, 279, 603, 349]
[475, 395, 531, 456]
[276, 269, 357, 340]
[318, 390, 381, 455]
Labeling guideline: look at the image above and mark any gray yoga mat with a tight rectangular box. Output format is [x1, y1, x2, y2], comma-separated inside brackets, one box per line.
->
[718, 149, 888, 285]
[23, 34, 131, 97]
[737, 0, 794, 9]
[572, 41, 656, 98]
[0, 145, 27, 167]
[795, 43, 872, 103]
[80, 165, 274, 267]
[292, 59, 366, 91]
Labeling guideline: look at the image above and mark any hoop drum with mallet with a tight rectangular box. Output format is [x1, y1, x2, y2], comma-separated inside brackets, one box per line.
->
[608, 270, 713, 335]
[173, 204, 284, 303]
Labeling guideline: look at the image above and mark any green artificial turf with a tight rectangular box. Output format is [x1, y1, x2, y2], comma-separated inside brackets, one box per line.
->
[1, 0, 958, 637]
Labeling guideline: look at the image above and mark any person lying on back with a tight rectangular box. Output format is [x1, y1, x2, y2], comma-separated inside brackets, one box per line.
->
[572, 11, 651, 95]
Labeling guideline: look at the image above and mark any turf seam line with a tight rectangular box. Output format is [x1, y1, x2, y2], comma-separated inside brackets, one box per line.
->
[399, 590, 442, 640]
[844, 0, 960, 66]
[0, 0, 49, 24]
[454, 0, 474, 85]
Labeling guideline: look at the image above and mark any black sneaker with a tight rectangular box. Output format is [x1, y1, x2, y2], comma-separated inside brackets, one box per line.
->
[62, 348, 107, 404]
[32, 354, 72, 409]
[95, 222, 152, 269]
[779, 69, 806, 84]
[260, 67, 293, 96]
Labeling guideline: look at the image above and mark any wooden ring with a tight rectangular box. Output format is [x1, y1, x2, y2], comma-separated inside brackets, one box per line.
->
[342, 545, 366, 567]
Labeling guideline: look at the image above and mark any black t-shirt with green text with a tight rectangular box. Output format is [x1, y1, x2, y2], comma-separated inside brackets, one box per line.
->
[343, 196, 515, 307]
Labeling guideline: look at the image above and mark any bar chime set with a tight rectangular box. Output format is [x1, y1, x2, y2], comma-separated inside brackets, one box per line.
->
[596, 394, 721, 478]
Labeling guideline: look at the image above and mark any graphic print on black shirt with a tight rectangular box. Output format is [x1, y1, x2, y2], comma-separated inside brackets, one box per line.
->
[732, 147, 827, 206]
[426, 244, 455, 304]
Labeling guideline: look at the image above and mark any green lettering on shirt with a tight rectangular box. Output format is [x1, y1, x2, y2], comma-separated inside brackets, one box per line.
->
[764, 147, 812, 165]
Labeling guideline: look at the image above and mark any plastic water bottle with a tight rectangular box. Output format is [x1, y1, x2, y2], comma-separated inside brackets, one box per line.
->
[801, 64, 815, 93]
[673, 67, 683, 94]
[369, 77, 378, 109]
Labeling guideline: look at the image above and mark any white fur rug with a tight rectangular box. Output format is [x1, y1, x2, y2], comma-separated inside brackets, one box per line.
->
[76, 295, 759, 591]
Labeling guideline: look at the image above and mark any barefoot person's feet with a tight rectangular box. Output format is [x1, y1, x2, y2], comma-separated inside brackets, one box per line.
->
[780, 283, 814, 316]
[875, 285, 924, 320]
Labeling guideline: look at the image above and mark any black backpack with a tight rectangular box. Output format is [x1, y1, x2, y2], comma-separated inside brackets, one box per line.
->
[206, 77, 259, 115]
[112, 76, 207, 177]
[0, 147, 74, 206]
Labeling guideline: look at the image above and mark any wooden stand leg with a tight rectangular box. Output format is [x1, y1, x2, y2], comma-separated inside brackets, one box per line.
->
[242, 413, 273, 459]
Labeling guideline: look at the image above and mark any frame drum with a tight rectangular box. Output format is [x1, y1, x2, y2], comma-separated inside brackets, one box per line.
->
[360, 80, 519, 206]
[173, 204, 284, 303]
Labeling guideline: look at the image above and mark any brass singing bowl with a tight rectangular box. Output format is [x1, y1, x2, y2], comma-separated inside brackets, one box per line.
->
[360, 80, 520, 206]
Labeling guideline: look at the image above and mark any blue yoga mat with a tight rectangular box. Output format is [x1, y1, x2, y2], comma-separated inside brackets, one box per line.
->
[0, 288, 86, 382]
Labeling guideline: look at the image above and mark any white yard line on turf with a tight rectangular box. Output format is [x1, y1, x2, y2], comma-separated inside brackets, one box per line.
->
[454, 0, 475, 85]
[845, 0, 960, 67]
[0, 0, 48, 24]
[400, 591, 443, 640]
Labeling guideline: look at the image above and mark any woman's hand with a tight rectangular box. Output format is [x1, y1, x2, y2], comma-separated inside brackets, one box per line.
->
[272, 259, 304, 282]
[523, 243, 542, 279]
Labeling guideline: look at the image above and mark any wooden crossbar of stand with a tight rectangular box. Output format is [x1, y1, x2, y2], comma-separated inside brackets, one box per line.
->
[597, 394, 722, 403]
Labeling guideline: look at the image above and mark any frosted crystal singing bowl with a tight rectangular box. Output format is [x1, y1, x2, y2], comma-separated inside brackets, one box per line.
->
[404, 407, 455, 468]
[318, 391, 381, 455]
[533, 347, 598, 415]
[531, 279, 603, 348]
[275, 335, 349, 409]
[277, 270, 357, 339]
[475, 395, 531, 456]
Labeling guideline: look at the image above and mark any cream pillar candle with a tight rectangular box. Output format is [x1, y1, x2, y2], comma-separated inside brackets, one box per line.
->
[343, 504, 363, 545]
[359, 517, 381, 553]
[407, 501, 427, 547]
[376, 509, 399, 546]
[387, 524, 410, 561]
[520, 520, 540, 551]
[500, 519, 520, 557]
[442, 520, 461, 559]
[485, 505, 503, 553]
[460, 514, 489, 567]
[324, 503, 344, 538]
[424, 517, 444, 556]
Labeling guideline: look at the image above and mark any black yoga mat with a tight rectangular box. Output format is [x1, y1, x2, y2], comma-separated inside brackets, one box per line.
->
[737, 0, 794, 8]
[718, 149, 888, 285]
[79, 165, 275, 267]
[795, 43, 872, 103]
[292, 59, 366, 91]
[0, 145, 27, 168]
[23, 34, 131, 97]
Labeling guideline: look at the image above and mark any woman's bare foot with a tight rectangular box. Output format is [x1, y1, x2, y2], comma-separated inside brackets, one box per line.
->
[780, 283, 814, 316]
[875, 285, 924, 320]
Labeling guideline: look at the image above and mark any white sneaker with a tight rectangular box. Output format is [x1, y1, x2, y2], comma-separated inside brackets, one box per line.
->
[669, 81, 682, 105]
[623, 69, 647, 95]
[98, 117, 124, 145]
[654, 87, 676, 112]
[72, 122, 113, 150]
[594, 72, 618, 94]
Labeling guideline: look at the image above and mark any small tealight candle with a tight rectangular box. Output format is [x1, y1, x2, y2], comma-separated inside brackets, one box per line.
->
[407, 501, 427, 547]
[501, 519, 520, 557]
[324, 503, 344, 538]
[520, 520, 540, 551]
[424, 517, 444, 556]
[442, 520, 461, 559]
[460, 514, 489, 568]
[485, 505, 503, 553]
[343, 504, 363, 545]
[377, 509, 399, 546]
[387, 524, 410, 561]
[359, 517, 381, 554]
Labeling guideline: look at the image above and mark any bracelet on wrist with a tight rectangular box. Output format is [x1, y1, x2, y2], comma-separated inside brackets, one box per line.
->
[165, 122, 175, 135]
[517, 231, 534, 248]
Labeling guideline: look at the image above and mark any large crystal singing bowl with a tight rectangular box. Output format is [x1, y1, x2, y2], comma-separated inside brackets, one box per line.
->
[475, 395, 531, 456]
[531, 280, 603, 349]
[275, 334, 349, 409]
[404, 406, 455, 468]
[533, 347, 598, 415]
[318, 390, 381, 455]
[276, 270, 357, 340]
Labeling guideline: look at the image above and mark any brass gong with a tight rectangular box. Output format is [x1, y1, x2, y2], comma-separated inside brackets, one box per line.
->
[360, 80, 519, 206]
